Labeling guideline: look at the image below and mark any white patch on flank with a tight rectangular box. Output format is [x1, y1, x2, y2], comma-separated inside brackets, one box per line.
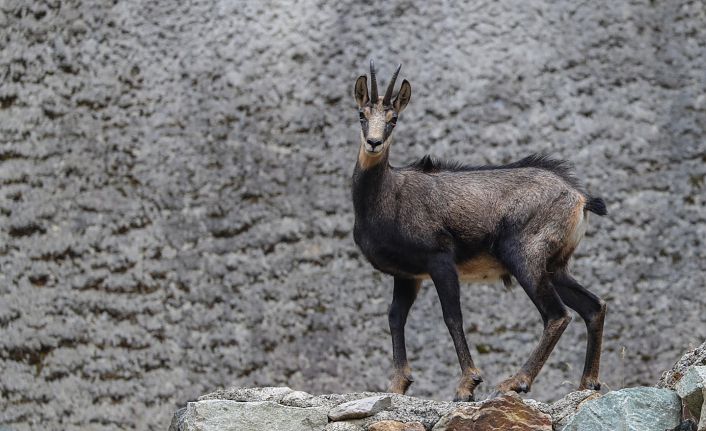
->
[567, 206, 589, 251]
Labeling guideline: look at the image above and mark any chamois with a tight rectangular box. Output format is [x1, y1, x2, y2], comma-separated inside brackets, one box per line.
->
[351, 60, 608, 401]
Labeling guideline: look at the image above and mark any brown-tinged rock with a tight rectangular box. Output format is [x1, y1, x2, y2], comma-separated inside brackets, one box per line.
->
[368, 420, 426, 431]
[432, 393, 552, 431]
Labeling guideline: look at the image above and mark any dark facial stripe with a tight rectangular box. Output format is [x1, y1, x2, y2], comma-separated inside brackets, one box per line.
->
[359, 110, 369, 137]
[383, 122, 395, 142]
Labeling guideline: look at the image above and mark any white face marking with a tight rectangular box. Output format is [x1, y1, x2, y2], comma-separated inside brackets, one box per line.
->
[360, 100, 392, 155]
[367, 109, 386, 140]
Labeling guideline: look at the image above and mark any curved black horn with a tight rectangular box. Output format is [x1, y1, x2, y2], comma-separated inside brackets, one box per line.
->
[370, 59, 378, 102]
[383, 64, 401, 106]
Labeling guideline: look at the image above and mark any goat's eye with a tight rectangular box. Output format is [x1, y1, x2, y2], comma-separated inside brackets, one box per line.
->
[390, 116, 397, 126]
[359, 112, 366, 121]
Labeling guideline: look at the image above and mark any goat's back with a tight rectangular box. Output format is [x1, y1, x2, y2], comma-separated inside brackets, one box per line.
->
[396, 165, 589, 266]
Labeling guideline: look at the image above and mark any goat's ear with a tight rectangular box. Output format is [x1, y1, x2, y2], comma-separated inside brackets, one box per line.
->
[354, 75, 369, 108]
[393, 80, 411, 113]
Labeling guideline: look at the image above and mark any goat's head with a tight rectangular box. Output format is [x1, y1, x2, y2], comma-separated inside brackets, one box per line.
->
[354, 60, 411, 157]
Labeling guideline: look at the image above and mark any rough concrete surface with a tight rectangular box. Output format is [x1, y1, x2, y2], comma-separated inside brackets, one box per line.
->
[0, 0, 704, 430]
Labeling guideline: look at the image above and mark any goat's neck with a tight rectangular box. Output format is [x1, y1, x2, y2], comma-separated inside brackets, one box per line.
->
[352, 149, 395, 220]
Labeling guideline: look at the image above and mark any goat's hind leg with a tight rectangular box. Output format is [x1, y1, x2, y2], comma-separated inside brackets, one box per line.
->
[388, 277, 420, 394]
[495, 242, 572, 394]
[552, 270, 606, 390]
[428, 254, 483, 401]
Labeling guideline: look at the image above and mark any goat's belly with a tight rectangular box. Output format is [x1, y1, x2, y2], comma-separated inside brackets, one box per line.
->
[458, 255, 508, 282]
[415, 254, 508, 283]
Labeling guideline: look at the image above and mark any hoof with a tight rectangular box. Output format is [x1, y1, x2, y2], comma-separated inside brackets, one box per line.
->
[460, 368, 484, 387]
[389, 372, 414, 394]
[453, 368, 483, 402]
[453, 392, 475, 402]
[579, 378, 601, 391]
[496, 374, 532, 394]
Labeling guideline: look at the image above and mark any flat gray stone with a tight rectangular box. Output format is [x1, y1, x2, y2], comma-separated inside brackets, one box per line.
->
[198, 387, 294, 403]
[561, 387, 681, 431]
[322, 393, 456, 429]
[328, 395, 392, 421]
[182, 400, 328, 431]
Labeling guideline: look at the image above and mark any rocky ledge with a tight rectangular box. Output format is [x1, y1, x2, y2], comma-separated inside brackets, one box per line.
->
[168, 386, 693, 431]
[170, 342, 706, 431]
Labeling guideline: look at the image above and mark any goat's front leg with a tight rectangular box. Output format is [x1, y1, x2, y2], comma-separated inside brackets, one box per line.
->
[428, 255, 483, 401]
[388, 277, 420, 394]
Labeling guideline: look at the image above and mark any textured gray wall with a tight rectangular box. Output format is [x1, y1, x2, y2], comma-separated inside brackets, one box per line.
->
[1, 0, 705, 429]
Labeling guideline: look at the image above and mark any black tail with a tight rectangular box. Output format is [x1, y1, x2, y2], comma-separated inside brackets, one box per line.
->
[585, 197, 607, 216]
